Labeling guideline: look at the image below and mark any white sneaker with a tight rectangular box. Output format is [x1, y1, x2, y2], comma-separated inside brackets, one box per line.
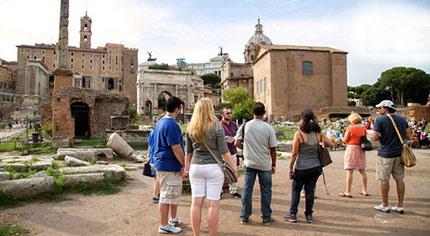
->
[374, 203, 390, 213]
[169, 218, 182, 226]
[392, 205, 404, 214]
[159, 224, 182, 234]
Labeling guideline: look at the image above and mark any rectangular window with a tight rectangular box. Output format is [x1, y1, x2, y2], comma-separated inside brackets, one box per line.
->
[82, 53, 85, 57]
[34, 49, 37, 53]
[42, 50, 45, 54]
[82, 59, 84, 63]
[264, 77, 267, 91]
[90, 65, 92, 70]
[82, 65, 84, 69]
[53, 51, 56, 55]
[53, 64, 55, 68]
[21, 48, 24, 53]
[260, 80, 263, 93]
[302, 61, 313, 75]
[256, 81, 260, 94]
[71, 64, 74, 68]
[90, 60, 92, 63]
[26, 49, 30, 53]
[71, 58, 73, 63]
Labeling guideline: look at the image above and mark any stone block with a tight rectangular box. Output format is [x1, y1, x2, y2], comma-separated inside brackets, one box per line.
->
[276, 130, 285, 139]
[110, 116, 129, 130]
[57, 148, 97, 161]
[59, 164, 126, 181]
[96, 161, 109, 165]
[0, 163, 27, 171]
[277, 141, 293, 152]
[65, 156, 90, 167]
[30, 161, 52, 170]
[52, 136, 70, 148]
[0, 176, 54, 199]
[62, 173, 105, 187]
[27, 170, 48, 179]
[0, 172, 10, 181]
[94, 148, 114, 160]
[106, 133, 135, 160]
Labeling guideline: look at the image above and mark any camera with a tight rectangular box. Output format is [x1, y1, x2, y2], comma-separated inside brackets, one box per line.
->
[290, 172, 295, 180]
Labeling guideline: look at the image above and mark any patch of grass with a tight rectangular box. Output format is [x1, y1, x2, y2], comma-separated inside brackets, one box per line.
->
[72, 138, 107, 148]
[0, 190, 20, 209]
[0, 225, 29, 236]
[31, 157, 40, 162]
[179, 124, 188, 133]
[51, 161, 60, 169]
[237, 168, 244, 177]
[119, 164, 126, 168]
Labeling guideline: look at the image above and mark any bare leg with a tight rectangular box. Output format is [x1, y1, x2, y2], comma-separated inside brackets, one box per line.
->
[395, 179, 405, 207]
[190, 197, 205, 236]
[358, 169, 368, 195]
[153, 176, 160, 198]
[345, 169, 353, 195]
[207, 199, 220, 236]
[159, 203, 170, 226]
[170, 204, 178, 219]
[381, 181, 390, 206]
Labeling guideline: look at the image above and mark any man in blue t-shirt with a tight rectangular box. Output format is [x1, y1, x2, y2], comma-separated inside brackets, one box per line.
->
[153, 96, 185, 234]
[372, 100, 410, 214]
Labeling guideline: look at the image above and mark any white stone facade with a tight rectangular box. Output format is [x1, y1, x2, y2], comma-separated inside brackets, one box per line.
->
[184, 55, 228, 76]
[136, 69, 204, 117]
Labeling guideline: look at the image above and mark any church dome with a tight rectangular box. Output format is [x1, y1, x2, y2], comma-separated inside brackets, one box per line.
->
[246, 19, 272, 46]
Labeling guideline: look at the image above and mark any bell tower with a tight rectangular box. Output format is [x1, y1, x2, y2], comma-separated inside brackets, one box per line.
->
[79, 11, 92, 49]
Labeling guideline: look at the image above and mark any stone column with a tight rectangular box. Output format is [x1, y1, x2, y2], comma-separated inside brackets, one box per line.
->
[153, 83, 158, 116]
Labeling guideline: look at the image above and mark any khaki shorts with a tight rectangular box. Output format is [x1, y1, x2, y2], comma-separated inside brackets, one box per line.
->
[157, 171, 182, 205]
[376, 156, 405, 181]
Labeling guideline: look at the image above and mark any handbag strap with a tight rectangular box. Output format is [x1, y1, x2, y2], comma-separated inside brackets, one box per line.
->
[386, 114, 404, 144]
[202, 141, 224, 167]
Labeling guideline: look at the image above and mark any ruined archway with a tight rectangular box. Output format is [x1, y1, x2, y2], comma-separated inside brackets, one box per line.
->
[145, 100, 152, 117]
[71, 102, 90, 138]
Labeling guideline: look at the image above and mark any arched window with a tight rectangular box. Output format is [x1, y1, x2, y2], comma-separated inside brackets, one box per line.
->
[84, 35, 88, 43]
[302, 61, 313, 75]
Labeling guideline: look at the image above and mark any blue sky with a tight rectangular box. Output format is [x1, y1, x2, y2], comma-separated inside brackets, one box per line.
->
[0, 0, 429, 86]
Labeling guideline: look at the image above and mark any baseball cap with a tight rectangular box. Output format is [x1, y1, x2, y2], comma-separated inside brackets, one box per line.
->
[375, 100, 396, 110]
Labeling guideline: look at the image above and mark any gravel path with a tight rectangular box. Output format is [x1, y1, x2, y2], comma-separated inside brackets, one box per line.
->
[2, 149, 430, 236]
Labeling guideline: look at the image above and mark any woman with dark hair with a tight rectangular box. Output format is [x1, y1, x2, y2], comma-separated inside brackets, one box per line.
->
[283, 110, 333, 223]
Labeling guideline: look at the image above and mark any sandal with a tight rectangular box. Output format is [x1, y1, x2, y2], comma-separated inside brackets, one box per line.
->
[339, 192, 352, 198]
[359, 191, 369, 196]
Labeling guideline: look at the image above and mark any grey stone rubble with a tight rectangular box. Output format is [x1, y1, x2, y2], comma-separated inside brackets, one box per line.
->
[56, 148, 114, 161]
[64, 155, 90, 167]
[62, 173, 105, 187]
[277, 140, 293, 152]
[0, 171, 10, 181]
[279, 152, 292, 159]
[28, 170, 48, 179]
[0, 176, 54, 199]
[107, 133, 144, 162]
[96, 161, 109, 165]
[59, 164, 126, 181]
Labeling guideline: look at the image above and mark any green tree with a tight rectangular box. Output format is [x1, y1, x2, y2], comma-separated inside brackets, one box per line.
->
[200, 73, 221, 86]
[149, 63, 170, 70]
[221, 87, 254, 121]
[377, 67, 430, 105]
[361, 86, 390, 106]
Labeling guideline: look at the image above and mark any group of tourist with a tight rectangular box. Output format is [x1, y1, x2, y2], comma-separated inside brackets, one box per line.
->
[147, 97, 410, 235]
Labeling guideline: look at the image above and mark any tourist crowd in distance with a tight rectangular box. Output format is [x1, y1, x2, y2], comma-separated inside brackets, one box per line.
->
[146, 96, 412, 235]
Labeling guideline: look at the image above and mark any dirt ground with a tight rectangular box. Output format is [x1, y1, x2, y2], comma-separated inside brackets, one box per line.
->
[1, 149, 430, 236]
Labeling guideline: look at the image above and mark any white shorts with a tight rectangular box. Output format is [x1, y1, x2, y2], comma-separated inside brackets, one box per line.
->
[189, 164, 224, 200]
